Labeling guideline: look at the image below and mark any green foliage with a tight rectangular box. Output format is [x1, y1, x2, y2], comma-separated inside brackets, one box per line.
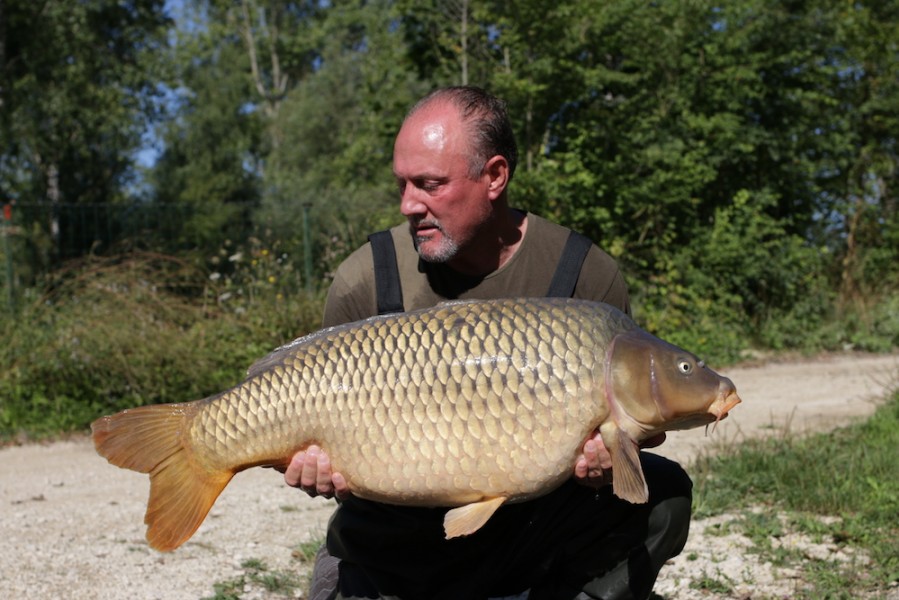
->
[203, 558, 304, 600]
[147, 21, 265, 251]
[1, 0, 171, 263]
[0, 252, 322, 440]
[292, 536, 325, 563]
[691, 391, 899, 593]
[848, 294, 899, 352]
[205, 231, 325, 334]
[688, 571, 733, 594]
[261, 0, 424, 270]
[633, 189, 826, 361]
[3, 0, 897, 414]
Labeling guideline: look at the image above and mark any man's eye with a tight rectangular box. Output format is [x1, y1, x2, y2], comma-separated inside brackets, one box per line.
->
[414, 179, 441, 192]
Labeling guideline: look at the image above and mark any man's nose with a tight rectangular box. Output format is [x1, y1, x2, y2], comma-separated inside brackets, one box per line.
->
[400, 186, 426, 217]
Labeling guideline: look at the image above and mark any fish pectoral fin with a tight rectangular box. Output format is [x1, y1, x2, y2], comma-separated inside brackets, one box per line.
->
[443, 497, 507, 539]
[601, 422, 649, 504]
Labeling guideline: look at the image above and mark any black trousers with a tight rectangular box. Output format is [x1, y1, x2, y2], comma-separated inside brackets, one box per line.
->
[309, 453, 692, 600]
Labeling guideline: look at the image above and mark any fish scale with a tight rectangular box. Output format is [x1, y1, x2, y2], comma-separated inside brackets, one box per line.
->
[194, 299, 603, 499]
[92, 297, 741, 551]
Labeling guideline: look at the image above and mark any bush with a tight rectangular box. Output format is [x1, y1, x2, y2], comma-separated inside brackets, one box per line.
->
[0, 252, 322, 441]
[634, 189, 812, 363]
[632, 189, 899, 362]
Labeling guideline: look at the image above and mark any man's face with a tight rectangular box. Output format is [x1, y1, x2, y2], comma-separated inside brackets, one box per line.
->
[393, 102, 494, 265]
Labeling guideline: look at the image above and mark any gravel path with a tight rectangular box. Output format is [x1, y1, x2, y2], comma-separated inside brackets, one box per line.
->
[2, 352, 897, 600]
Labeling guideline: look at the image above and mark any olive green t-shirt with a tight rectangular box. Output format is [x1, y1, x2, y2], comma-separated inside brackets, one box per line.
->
[321, 212, 629, 328]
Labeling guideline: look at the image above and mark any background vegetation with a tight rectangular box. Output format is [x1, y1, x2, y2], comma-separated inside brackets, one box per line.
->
[1, 0, 897, 437]
[688, 390, 899, 597]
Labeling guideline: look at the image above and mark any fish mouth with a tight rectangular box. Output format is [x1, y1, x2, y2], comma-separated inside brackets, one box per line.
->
[707, 388, 742, 433]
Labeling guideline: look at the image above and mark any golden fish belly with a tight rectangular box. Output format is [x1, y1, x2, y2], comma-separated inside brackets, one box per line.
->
[188, 298, 628, 505]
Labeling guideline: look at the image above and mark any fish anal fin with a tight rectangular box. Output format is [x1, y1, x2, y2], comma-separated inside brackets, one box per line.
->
[443, 497, 507, 539]
[92, 403, 232, 552]
[600, 422, 649, 504]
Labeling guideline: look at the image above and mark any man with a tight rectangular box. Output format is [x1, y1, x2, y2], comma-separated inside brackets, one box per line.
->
[284, 86, 692, 599]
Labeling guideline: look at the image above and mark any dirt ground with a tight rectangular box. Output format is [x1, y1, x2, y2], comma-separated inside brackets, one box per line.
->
[2, 352, 897, 600]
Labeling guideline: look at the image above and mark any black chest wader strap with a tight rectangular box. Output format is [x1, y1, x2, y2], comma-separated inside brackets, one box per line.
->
[368, 230, 405, 315]
[546, 231, 593, 298]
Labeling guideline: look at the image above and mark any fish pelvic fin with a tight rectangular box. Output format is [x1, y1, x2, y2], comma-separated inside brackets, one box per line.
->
[600, 421, 649, 504]
[91, 403, 232, 552]
[443, 497, 507, 539]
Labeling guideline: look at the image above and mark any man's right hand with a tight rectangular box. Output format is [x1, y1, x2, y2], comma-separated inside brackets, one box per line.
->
[284, 445, 351, 500]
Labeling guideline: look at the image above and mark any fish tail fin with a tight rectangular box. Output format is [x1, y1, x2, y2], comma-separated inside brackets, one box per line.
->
[91, 403, 233, 552]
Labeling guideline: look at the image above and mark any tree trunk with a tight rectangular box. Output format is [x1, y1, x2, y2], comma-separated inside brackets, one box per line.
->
[47, 162, 61, 261]
[239, 0, 288, 149]
[839, 195, 863, 307]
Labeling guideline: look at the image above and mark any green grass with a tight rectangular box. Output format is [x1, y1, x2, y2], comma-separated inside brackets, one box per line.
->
[202, 558, 305, 600]
[689, 390, 899, 597]
[203, 536, 325, 600]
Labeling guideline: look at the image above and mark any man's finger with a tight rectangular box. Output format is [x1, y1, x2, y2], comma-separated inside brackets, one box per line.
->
[284, 451, 306, 487]
[300, 445, 321, 490]
[316, 450, 333, 494]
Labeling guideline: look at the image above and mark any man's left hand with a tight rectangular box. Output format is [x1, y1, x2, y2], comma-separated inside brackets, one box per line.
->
[574, 431, 667, 488]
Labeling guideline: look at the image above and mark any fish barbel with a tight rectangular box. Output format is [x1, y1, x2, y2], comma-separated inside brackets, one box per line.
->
[92, 298, 740, 551]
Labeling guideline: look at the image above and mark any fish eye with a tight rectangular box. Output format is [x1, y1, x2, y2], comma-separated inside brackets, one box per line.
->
[677, 359, 693, 375]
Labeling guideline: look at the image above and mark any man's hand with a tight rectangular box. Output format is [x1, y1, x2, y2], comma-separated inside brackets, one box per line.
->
[574, 432, 614, 488]
[573, 431, 667, 488]
[283, 445, 351, 500]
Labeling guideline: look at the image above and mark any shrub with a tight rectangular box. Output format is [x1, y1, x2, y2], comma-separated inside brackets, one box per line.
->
[0, 252, 322, 441]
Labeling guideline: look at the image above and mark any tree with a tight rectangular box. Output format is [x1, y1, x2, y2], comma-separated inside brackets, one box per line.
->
[226, 0, 323, 149]
[0, 0, 170, 266]
[148, 37, 265, 251]
[828, 0, 899, 302]
[261, 0, 427, 281]
[148, 0, 328, 254]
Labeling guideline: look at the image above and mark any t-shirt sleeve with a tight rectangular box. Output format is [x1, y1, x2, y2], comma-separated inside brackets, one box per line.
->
[576, 247, 631, 316]
[321, 246, 377, 328]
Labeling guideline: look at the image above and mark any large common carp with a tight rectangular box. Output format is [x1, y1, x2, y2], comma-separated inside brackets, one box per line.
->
[92, 298, 740, 552]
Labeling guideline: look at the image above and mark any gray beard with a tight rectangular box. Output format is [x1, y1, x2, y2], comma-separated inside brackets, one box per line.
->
[410, 222, 459, 264]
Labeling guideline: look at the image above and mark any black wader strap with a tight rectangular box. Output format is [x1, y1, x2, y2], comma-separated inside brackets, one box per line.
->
[546, 231, 593, 297]
[368, 230, 405, 315]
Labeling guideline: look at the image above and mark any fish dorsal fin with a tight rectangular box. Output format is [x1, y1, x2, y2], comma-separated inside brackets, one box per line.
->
[246, 329, 327, 378]
[600, 421, 649, 504]
[443, 497, 507, 539]
[245, 322, 356, 378]
[246, 344, 294, 378]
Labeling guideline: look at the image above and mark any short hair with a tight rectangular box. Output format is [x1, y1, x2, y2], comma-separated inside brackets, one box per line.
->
[408, 86, 519, 182]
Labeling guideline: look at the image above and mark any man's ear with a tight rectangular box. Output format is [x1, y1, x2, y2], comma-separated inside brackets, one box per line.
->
[482, 155, 509, 200]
